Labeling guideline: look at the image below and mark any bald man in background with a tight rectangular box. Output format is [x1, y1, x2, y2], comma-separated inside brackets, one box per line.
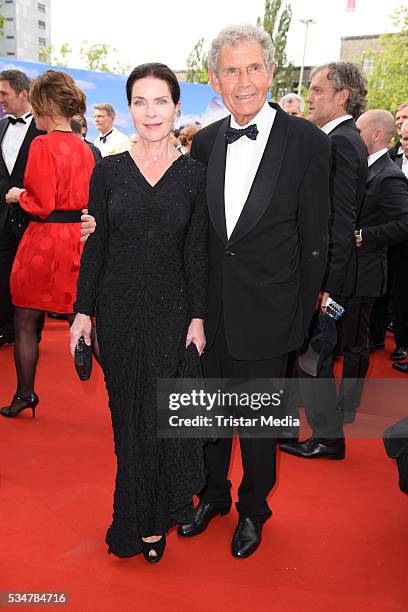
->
[336, 110, 408, 419]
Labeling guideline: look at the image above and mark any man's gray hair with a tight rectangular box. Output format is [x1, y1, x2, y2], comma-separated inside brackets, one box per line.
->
[401, 119, 408, 134]
[208, 24, 275, 74]
[311, 61, 367, 118]
[279, 92, 305, 113]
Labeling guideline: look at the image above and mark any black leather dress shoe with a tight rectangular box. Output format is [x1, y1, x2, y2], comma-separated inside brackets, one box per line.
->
[390, 347, 408, 360]
[392, 362, 408, 374]
[280, 437, 345, 459]
[177, 501, 230, 537]
[0, 332, 15, 347]
[231, 517, 263, 558]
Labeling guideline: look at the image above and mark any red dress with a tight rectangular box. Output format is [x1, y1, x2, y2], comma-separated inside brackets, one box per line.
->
[11, 131, 95, 313]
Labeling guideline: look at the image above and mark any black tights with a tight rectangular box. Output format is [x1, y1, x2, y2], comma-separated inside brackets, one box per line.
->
[11, 307, 100, 409]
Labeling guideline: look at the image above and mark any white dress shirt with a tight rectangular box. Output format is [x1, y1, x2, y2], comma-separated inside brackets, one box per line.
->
[2, 113, 33, 174]
[224, 101, 276, 238]
[94, 126, 131, 157]
[402, 154, 408, 179]
[321, 114, 353, 135]
[367, 148, 388, 167]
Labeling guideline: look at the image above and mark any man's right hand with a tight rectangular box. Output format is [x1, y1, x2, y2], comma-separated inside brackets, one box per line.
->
[80, 208, 96, 243]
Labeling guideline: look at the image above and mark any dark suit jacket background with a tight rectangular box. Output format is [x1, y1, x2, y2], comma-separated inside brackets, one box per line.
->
[0, 117, 45, 237]
[355, 153, 408, 297]
[388, 141, 402, 162]
[190, 103, 331, 360]
[323, 118, 368, 299]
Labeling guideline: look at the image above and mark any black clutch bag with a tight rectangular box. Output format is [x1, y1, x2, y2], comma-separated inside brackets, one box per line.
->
[74, 336, 93, 381]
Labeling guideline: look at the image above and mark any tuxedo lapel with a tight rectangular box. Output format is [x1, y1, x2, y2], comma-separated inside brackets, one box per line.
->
[11, 120, 38, 181]
[367, 153, 388, 184]
[207, 116, 229, 244]
[0, 119, 10, 179]
[227, 105, 290, 248]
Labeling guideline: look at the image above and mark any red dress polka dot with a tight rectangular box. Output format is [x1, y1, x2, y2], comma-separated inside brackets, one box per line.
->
[11, 131, 95, 313]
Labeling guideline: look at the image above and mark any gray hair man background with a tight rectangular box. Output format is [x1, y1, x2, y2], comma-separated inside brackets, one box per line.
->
[279, 92, 305, 117]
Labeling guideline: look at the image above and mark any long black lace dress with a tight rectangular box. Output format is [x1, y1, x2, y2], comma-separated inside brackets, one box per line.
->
[74, 152, 208, 557]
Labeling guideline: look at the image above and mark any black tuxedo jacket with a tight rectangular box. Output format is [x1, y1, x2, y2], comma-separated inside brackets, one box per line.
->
[388, 141, 402, 162]
[0, 117, 44, 236]
[393, 154, 404, 170]
[323, 118, 368, 298]
[355, 153, 408, 297]
[190, 103, 331, 360]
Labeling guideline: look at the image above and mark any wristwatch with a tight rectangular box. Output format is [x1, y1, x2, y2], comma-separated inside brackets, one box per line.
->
[354, 229, 363, 246]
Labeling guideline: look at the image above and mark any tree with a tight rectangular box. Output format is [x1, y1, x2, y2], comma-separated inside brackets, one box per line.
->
[38, 42, 72, 66]
[364, 7, 408, 113]
[0, 15, 4, 36]
[257, 0, 293, 100]
[186, 38, 209, 84]
[79, 41, 130, 74]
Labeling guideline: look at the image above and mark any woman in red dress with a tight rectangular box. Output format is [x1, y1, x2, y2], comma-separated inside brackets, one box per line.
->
[0, 70, 95, 418]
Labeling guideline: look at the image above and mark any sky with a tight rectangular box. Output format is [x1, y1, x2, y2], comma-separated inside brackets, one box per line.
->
[51, 0, 405, 71]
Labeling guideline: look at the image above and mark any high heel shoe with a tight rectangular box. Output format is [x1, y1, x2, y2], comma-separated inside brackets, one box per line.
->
[142, 535, 166, 564]
[0, 393, 39, 418]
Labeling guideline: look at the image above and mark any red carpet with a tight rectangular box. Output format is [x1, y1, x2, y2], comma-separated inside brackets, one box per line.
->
[1, 320, 407, 611]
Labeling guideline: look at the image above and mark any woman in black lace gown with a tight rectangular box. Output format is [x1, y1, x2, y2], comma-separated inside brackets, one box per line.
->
[70, 64, 208, 563]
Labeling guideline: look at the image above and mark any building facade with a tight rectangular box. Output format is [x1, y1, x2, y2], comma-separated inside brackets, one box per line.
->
[0, 0, 51, 62]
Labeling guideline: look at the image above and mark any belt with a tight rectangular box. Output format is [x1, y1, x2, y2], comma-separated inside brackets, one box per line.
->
[28, 210, 83, 223]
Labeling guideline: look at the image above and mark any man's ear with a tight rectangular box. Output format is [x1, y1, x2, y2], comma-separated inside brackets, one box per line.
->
[336, 88, 349, 110]
[208, 69, 221, 94]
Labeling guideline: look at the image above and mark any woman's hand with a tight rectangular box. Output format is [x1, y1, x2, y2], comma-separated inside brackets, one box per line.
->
[80, 208, 96, 243]
[5, 187, 24, 204]
[70, 313, 92, 357]
[186, 318, 206, 356]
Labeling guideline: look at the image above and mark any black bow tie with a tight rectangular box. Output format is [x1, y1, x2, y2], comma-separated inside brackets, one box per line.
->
[8, 113, 31, 125]
[226, 124, 258, 144]
[99, 129, 113, 144]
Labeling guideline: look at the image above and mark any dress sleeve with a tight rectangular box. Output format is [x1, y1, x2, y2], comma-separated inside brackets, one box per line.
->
[74, 162, 108, 315]
[184, 165, 208, 319]
[19, 138, 57, 217]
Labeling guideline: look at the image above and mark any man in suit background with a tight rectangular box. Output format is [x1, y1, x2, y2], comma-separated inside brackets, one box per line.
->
[335, 110, 408, 417]
[391, 119, 408, 374]
[176, 24, 331, 558]
[370, 111, 408, 360]
[388, 102, 408, 162]
[279, 92, 304, 117]
[0, 70, 44, 346]
[280, 61, 368, 460]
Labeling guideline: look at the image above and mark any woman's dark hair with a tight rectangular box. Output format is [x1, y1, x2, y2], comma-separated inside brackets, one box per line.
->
[126, 63, 180, 105]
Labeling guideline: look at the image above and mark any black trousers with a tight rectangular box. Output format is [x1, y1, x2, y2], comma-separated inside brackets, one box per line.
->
[371, 245, 408, 347]
[301, 295, 374, 437]
[0, 219, 19, 334]
[200, 316, 288, 522]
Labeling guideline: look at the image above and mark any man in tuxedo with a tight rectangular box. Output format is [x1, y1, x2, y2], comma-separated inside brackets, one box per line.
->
[93, 103, 131, 157]
[370, 109, 408, 359]
[176, 25, 330, 558]
[335, 110, 408, 415]
[388, 103, 408, 162]
[391, 119, 408, 374]
[0, 70, 44, 346]
[280, 61, 368, 459]
[80, 24, 331, 558]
